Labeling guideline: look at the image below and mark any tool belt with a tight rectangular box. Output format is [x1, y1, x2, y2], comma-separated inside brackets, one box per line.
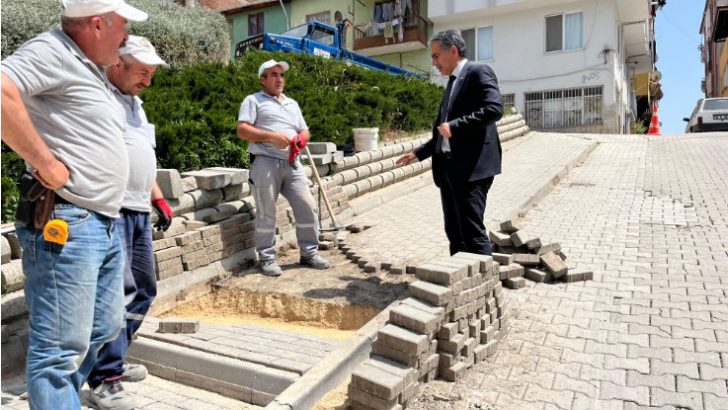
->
[16, 172, 56, 229]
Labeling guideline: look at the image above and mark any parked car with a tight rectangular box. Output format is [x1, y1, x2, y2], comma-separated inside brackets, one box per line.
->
[683, 97, 728, 132]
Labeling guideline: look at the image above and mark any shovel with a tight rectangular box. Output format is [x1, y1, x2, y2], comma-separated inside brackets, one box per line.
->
[303, 145, 343, 232]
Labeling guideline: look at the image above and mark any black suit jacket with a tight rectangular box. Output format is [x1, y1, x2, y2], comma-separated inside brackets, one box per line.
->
[415, 62, 503, 187]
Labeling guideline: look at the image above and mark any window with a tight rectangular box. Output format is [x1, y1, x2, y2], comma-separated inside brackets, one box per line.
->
[477, 26, 494, 61]
[525, 86, 603, 129]
[461, 26, 494, 62]
[501, 93, 515, 109]
[306, 11, 331, 23]
[248, 12, 264, 36]
[310, 25, 335, 46]
[546, 12, 582, 52]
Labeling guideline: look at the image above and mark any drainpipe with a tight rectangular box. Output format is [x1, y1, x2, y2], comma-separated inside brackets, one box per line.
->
[279, 0, 290, 29]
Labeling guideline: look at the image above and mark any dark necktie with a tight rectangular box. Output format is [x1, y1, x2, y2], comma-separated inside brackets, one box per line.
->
[436, 75, 457, 156]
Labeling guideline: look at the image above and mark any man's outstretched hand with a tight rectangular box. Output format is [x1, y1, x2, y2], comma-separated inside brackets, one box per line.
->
[396, 152, 417, 166]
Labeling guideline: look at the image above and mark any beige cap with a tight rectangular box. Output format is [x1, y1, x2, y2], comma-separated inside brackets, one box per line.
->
[119, 35, 167, 66]
[258, 59, 290, 77]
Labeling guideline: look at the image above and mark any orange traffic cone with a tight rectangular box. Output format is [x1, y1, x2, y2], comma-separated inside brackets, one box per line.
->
[647, 102, 660, 135]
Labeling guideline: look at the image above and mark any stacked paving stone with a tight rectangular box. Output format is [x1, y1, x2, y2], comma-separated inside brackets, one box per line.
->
[489, 218, 592, 287]
[152, 168, 258, 281]
[348, 252, 508, 410]
[1, 230, 24, 296]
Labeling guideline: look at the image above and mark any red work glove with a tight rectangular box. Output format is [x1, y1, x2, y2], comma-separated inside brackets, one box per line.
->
[288, 133, 307, 168]
[152, 198, 174, 231]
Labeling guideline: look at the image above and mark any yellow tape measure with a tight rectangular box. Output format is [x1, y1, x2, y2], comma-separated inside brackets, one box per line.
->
[43, 219, 69, 245]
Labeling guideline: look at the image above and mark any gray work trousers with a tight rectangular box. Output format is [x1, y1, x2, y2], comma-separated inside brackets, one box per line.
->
[249, 155, 319, 261]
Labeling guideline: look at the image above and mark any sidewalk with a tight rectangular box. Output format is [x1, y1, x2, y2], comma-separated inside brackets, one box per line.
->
[345, 132, 596, 270]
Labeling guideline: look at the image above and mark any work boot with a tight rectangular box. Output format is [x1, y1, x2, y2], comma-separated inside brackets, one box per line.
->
[260, 259, 282, 277]
[89, 380, 135, 410]
[121, 363, 147, 382]
[299, 254, 330, 269]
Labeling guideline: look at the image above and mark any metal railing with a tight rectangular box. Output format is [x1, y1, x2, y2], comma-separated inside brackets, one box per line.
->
[524, 86, 603, 129]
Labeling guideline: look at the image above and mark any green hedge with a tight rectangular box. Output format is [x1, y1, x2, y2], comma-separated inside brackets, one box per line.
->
[1, 0, 229, 65]
[143, 50, 442, 171]
[1, 50, 441, 222]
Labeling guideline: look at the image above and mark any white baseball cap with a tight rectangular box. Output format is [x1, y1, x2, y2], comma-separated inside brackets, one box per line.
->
[61, 0, 148, 22]
[258, 59, 290, 77]
[120, 35, 167, 66]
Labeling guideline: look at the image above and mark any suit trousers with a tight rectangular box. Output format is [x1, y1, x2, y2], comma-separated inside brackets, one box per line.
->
[438, 166, 494, 256]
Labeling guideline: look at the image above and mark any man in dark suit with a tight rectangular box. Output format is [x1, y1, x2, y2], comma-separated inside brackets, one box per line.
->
[397, 29, 503, 255]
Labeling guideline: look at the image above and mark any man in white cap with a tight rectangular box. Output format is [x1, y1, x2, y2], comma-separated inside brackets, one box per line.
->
[0, 1, 148, 408]
[237, 59, 330, 276]
[85, 35, 171, 410]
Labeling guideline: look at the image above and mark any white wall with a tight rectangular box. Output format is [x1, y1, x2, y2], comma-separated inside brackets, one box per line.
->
[432, 0, 629, 132]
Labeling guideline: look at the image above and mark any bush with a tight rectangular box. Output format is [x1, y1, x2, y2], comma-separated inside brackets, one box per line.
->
[142, 50, 443, 171]
[1, 151, 25, 223]
[1, 0, 229, 65]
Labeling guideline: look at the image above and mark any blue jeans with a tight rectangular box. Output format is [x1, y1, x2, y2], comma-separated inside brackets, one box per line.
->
[16, 204, 125, 410]
[88, 209, 156, 388]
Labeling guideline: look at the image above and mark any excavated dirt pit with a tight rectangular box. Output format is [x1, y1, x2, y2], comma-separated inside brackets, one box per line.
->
[162, 286, 382, 340]
[162, 243, 413, 339]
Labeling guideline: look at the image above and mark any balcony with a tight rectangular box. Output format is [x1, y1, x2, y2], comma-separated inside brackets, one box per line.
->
[353, 14, 427, 56]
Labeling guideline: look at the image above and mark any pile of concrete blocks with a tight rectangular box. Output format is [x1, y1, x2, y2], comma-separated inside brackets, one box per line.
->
[488, 218, 592, 287]
[152, 168, 258, 280]
[306, 142, 344, 177]
[348, 252, 508, 410]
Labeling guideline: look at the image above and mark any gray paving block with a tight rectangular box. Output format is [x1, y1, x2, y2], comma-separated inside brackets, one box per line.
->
[414, 262, 466, 285]
[512, 253, 541, 266]
[351, 361, 406, 401]
[540, 252, 568, 278]
[389, 304, 440, 335]
[524, 237, 542, 250]
[450, 252, 494, 274]
[204, 167, 248, 185]
[488, 230, 513, 247]
[158, 317, 199, 333]
[377, 324, 429, 355]
[438, 333, 465, 354]
[536, 242, 561, 255]
[491, 252, 513, 266]
[307, 142, 337, 154]
[5, 232, 22, 259]
[348, 385, 400, 410]
[503, 277, 526, 289]
[1, 236, 10, 264]
[157, 169, 184, 199]
[181, 170, 232, 190]
[510, 230, 529, 247]
[153, 237, 176, 252]
[440, 361, 467, 381]
[153, 246, 183, 263]
[372, 341, 418, 367]
[499, 263, 524, 280]
[525, 268, 551, 283]
[181, 176, 198, 192]
[399, 297, 446, 321]
[409, 280, 453, 306]
[499, 218, 524, 233]
[1, 260, 25, 294]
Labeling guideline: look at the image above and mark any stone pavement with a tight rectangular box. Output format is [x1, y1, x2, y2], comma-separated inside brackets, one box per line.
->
[1, 374, 255, 409]
[345, 132, 596, 269]
[135, 317, 340, 376]
[398, 133, 728, 410]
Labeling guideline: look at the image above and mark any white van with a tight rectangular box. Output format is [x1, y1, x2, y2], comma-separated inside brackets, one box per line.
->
[683, 98, 728, 132]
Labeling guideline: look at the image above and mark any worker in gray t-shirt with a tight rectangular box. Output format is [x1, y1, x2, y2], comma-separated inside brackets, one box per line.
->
[0, 1, 148, 408]
[86, 35, 172, 410]
[237, 59, 330, 277]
